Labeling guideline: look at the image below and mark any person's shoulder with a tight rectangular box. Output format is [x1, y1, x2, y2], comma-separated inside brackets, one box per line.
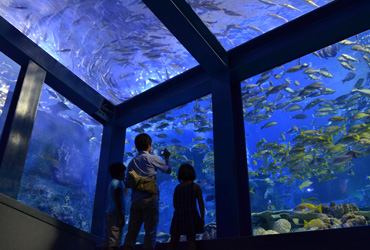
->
[193, 182, 202, 190]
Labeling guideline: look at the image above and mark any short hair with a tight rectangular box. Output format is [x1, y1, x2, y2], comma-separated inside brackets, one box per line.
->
[178, 163, 196, 182]
[109, 162, 126, 179]
[135, 133, 152, 151]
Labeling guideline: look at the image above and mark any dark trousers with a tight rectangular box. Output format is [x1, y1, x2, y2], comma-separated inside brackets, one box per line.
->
[123, 194, 159, 250]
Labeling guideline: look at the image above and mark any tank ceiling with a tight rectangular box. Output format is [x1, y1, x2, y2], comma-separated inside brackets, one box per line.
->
[0, 0, 199, 104]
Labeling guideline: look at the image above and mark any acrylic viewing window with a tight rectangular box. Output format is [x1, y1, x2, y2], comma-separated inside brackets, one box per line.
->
[242, 28, 370, 235]
[124, 94, 216, 243]
[18, 83, 103, 232]
[0, 52, 20, 137]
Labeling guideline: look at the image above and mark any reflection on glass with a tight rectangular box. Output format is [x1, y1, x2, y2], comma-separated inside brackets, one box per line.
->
[243, 29, 370, 235]
[125, 94, 215, 242]
[187, 0, 332, 50]
[18, 84, 103, 232]
[0, 52, 20, 136]
[0, 1, 198, 104]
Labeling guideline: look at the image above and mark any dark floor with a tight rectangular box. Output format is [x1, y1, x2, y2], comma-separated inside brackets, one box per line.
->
[96, 225, 370, 250]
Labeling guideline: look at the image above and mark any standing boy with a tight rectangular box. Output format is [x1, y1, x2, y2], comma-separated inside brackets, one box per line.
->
[103, 162, 127, 250]
[123, 133, 172, 250]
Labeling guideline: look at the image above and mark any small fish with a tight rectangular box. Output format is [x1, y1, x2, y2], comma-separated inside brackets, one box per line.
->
[304, 0, 320, 8]
[155, 134, 168, 138]
[291, 114, 307, 120]
[299, 180, 313, 190]
[268, 14, 288, 23]
[304, 219, 324, 228]
[342, 72, 356, 83]
[247, 26, 264, 34]
[205, 194, 215, 202]
[261, 121, 277, 129]
[281, 4, 301, 11]
[259, 0, 279, 6]
[293, 203, 322, 213]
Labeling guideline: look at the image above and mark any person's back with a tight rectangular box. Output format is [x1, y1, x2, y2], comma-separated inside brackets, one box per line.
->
[168, 164, 205, 250]
[123, 133, 171, 250]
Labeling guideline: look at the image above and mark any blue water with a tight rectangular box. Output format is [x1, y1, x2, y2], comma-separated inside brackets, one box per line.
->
[125, 95, 215, 241]
[244, 29, 370, 233]
[18, 83, 103, 232]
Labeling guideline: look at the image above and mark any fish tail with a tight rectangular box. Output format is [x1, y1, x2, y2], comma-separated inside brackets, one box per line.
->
[304, 220, 308, 228]
[317, 203, 322, 213]
[299, 185, 303, 190]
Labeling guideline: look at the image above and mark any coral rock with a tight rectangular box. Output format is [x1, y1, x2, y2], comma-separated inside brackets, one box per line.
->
[253, 226, 266, 236]
[341, 213, 367, 227]
[264, 230, 279, 235]
[272, 219, 291, 233]
[328, 203, 359, 219]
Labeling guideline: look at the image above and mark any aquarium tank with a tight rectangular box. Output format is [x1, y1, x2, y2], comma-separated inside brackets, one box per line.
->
[0, 52, 20, 136]
[244, 28, 370, 235]
[124, 94, 215, 243]
[17, 83, 103, 232]
[187, 0, 332, 50]
[0, 0, 199, 104]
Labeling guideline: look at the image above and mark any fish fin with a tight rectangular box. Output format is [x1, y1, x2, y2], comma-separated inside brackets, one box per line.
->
[304, 220, 308, 228]
[317, 203, 322, 213]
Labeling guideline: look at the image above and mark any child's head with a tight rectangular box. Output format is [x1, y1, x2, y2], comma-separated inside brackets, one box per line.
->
[135, 133, 152, 151]
[178, 163, 196, 182]
[109, 162, 126, 180]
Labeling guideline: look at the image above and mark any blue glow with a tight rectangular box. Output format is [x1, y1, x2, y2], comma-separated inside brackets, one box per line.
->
[187, 0, 333, 50]
[18, 83, 103, 232]
[0, 52, 20, 136]
[244, 28, 370, 234]
[125, 94, 215, 242]
[0, 0, 198, 104]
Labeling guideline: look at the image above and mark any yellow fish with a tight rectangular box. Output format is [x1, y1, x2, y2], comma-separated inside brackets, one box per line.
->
[293, 203, 322, 213]
[299, 180, 313, 190]
[304, 219, 325, 228]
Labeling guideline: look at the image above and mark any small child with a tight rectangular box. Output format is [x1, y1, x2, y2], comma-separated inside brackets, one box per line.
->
[103, 162, 127, 250]
[167, 164, 205, 250]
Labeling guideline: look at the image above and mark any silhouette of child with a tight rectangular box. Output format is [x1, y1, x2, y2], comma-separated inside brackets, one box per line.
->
[167, 164, 205, 250]
[103, 162, 127, 250]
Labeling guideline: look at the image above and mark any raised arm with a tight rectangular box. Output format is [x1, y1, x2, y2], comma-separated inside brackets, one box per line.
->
[162, 148, 172, 174]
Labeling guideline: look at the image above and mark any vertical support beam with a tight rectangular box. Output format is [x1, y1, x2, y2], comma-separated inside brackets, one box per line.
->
[91, 123, 126, 237]
[0, 60, 46, 198]
[212, 73, 252, 238]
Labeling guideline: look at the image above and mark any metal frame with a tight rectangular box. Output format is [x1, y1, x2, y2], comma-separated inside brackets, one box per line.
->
[0, 0, 370, 239]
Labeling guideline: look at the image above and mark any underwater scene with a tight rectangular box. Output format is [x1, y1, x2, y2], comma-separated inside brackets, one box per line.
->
[0, 51, 20, 137]
[124, 94, 216, 243]
[187, 0, 333, 50]
[0, 0, 198, 104]
[17, 83, 103, 232]
[0, 0, 332, 104]
[244, 29, 370, 235]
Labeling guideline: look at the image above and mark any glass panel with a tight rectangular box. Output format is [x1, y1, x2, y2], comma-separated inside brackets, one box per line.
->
[187, 0, 333, 50]
[0, 51, 20, 136]
[124, 94, 215, 242]
[0, 1, 198, 104]
[18, 84, 103, 232]
[243, 29, 370, 235]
